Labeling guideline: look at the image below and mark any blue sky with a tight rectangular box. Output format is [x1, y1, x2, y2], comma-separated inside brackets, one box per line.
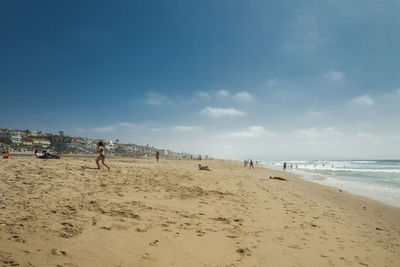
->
[1, 0, 399, 159]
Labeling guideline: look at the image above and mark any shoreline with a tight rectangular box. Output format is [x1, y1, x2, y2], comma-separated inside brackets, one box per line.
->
[258, 161, 400, 214]
[261, 161, 400, 209]
[1, 157, 399, 266]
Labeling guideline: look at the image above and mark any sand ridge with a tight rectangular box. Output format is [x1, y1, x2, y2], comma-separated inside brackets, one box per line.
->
[0, 156, 399, 266]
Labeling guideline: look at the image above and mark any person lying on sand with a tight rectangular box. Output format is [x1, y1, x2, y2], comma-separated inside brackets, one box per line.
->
[34, 149, 60, 159]
[198, 164, 211, 171]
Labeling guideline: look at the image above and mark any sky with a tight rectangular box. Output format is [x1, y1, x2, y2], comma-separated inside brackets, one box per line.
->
[1, 0, 399, 160]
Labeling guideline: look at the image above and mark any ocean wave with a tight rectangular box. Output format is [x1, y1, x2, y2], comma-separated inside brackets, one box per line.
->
[291, 169, 400, 208]
[299, 167, 400, 174]
[351, 161, 378, 164]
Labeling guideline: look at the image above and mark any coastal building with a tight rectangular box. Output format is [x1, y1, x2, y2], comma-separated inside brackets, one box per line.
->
[21, 136, 33, 146]
[10, 133, 22, 145]
[105, 140, 116, 150]
[0, 134, 11, 144]
[32, 136, 51, 147]
[20, 136, 51, 148]
[1, 127, 197, 158]
[51, 134, 75, 151]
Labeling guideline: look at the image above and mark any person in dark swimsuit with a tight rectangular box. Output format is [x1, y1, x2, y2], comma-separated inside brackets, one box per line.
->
[198, 164, 211, 171]
[94, 141, 110, 170]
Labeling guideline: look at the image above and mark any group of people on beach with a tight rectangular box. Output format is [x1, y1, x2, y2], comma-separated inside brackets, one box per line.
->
[34, 149, 60, 159]
[283, 162, 297, 170]
[10, 141, 214, 173]
[244, 159, 255, 169]
[31, 141, 110, 170]
[94, 142, 210, 172]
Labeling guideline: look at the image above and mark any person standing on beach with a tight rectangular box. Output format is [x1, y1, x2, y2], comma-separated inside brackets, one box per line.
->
[156, 151, 160, 163]
[94, 141, 110, 171]
[283, 162, 287, 171]
[249, 159, 254, 169]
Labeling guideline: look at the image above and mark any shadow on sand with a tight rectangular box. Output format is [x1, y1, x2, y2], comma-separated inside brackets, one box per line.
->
[80, 166, 99, 170]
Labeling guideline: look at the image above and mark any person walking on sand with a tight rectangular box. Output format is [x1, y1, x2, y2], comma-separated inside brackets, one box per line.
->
[94, 141, 110, 171]
[156, 151, 160, 163]
[249, 159, 254, 169]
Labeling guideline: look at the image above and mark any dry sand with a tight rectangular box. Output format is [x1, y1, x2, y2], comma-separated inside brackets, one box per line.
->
[0, 155, 399, 266]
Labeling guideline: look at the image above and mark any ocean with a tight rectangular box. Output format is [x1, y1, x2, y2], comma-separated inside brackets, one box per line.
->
[262, 160, 400, 208]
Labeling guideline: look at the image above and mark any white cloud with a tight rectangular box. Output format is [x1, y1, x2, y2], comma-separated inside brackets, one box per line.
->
[351, 95, 374, 106]
[216, 90, 230, 97]
[172, 126, 203, 132]
[292, 127, 342, 139]
[233, 91, 254, 102]
[200, 107, 246, 118]
[118, 122, 141, 128]
[306, 111, 322, 119]
[196, 91, 210, 98]
[324, 70, 343, 82]
[93, 125, 116, 133]
[357, 133, 374, 138]
[146, 92, 171, 106]
[218, 126, 273, 138]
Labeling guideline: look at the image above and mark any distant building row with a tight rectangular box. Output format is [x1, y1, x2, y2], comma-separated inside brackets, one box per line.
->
[0, 128, 207, 159]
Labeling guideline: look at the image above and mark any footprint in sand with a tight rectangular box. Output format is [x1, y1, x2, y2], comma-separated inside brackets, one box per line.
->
[196, 230, 206, 236]
[51, 249, 67, 256]
[10, 235, 25, 243]
[236, 248, 251, 256]
[142, 253, 150, 259]
[149, 240, 159, 246]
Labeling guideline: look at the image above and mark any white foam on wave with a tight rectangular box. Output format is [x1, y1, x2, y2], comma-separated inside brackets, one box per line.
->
[352, 160, 378, 164]
[315, 176, 400, 208]
[261, 162, 400, 208]
[299, 167, 400, 174]
[291, 169, 400, 208]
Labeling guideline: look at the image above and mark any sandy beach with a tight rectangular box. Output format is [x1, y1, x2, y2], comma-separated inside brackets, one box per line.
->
[1, 155, 399, 266]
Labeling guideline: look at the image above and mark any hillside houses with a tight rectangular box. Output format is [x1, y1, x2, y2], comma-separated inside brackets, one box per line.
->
[0, 128, 203, 159]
